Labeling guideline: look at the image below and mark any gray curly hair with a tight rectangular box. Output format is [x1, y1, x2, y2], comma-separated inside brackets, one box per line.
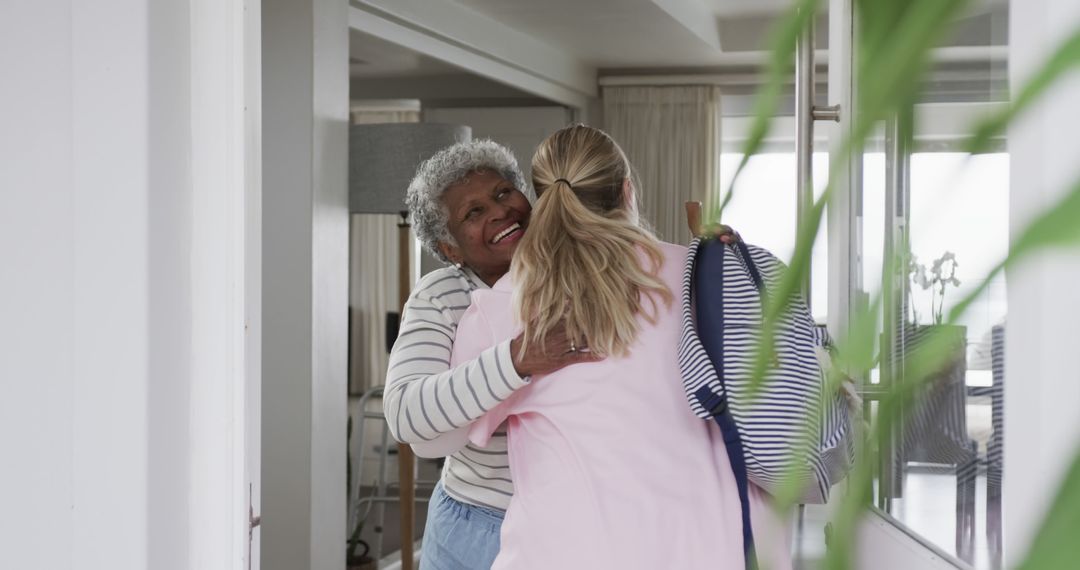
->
[406, 139, 532, 263]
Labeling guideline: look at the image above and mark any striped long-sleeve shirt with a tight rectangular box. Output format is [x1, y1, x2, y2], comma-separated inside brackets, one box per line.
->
[383, 265, 528, 511]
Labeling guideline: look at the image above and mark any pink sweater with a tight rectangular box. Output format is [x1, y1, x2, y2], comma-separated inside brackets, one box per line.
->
[453, 242, 791, 570]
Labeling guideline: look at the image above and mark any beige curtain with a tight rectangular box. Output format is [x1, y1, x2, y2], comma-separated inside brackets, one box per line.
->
[602, 86, 721, 243]
[348, 110, 418, 394]
[349, 214, 403, 394]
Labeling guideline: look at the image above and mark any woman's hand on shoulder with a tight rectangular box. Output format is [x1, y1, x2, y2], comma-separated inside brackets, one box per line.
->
[509, 321, 603, 378]
[708, 224, 740, 244]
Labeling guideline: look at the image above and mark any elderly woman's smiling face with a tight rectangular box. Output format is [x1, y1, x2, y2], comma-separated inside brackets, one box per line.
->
[437, 169, 531, 286]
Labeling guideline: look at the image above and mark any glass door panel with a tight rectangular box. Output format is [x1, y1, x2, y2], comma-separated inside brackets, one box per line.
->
[718, 151, 830, 322]
[859, 3, 1010, 567]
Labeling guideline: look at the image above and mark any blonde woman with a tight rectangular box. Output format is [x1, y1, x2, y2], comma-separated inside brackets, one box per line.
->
[450, 125, 791, 569]
[384, 140, 600, 570]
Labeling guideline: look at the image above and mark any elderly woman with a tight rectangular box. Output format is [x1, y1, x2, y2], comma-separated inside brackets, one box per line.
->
[383, 140, 597, 570]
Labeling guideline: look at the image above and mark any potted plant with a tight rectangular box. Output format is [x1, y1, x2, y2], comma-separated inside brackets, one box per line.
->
[905, 251, 967, 373]
[901, 251, 973, 476]
[908, 251, 962, 328]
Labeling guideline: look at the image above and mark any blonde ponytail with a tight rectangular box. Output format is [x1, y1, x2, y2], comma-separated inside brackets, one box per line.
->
[513, 125, 672, 359]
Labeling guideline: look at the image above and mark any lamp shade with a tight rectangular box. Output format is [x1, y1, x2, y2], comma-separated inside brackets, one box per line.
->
[349, 123, 472, 214]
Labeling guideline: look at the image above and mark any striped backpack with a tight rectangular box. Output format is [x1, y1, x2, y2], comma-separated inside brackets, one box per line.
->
[678, 237, 854, 565]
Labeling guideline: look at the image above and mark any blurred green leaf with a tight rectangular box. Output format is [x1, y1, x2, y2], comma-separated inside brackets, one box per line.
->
[1016, 444, 1080, 569]
[770, 293, 881, 513]
[949, 176, 1080, 322]
[854, 0, 971, 143]
[715, 0, 1080, 567]
[967, 27, 1080, 154]
[747, 196, 827, 394]
[1010, 177, 1080, 255]
[835, 294, 883, 375]
[714, 0, 819, 219]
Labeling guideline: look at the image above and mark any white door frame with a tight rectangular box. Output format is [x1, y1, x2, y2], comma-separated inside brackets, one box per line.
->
[188, 0, 262, 568]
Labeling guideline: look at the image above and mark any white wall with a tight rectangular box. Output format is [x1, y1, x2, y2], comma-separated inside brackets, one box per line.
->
[1005, 0, 1080, 565]
[423, 106, 572, 181]
[0, 1, 257, 569]
[262, 0, 350, 568]
[350, 73, 554, 104]
[348, 1, 594, 109]
[2, 2, 96, 566]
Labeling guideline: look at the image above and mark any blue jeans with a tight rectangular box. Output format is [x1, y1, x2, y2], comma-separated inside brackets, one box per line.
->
[419, 481, 505, 570]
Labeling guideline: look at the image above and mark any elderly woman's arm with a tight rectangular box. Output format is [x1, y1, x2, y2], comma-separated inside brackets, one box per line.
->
[384, 271, 600, 454]
[382, 288, 525, 447]
[410, 426, 470, 458]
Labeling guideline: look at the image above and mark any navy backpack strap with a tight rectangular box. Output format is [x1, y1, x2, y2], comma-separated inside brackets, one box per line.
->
[733, 240, 769, 328]
[693, 240, 759, 570]
[734, 240, 766, 294]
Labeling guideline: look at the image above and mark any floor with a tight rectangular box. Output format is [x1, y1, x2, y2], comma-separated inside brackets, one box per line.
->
[354, 457, 440, 563]
[891, 470, 997, 569]
[793, 477, 995, 570]
[362, 480, 1000, 570]
[359, 455, 998, 569]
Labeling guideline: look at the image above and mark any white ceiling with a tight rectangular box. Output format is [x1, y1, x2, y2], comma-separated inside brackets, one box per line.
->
[349, 0, 1009, 105]
[699, 0, 806, 17]
[452, 0, 755, 66]
[349, 29, 464, 77]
